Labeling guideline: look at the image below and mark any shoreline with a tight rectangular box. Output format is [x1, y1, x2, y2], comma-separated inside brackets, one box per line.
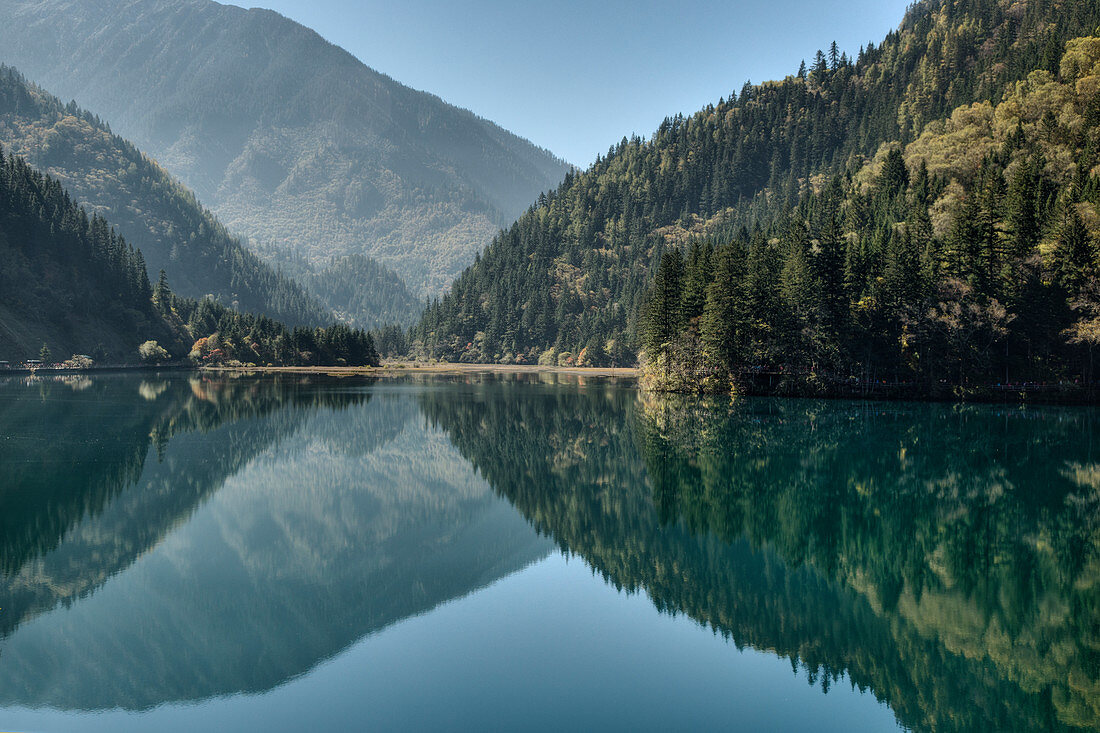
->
[11, 363, 1096, 404]
[199, 363, 641, 379]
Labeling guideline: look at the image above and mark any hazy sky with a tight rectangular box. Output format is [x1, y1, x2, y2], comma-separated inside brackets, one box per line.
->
[249, 0, 912, 166]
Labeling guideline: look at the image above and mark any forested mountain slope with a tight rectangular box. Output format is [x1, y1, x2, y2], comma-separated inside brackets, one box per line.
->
[254, 246, 423, 329]
[0, 0, 571, 297]
[305, 254, 423, 329]
[0, 145, 378, 366]
[638, 44, 1100, 394]
[0, 146, 177, 361]
[411, 0, 1100, 372]
[0, 67, 329, 327]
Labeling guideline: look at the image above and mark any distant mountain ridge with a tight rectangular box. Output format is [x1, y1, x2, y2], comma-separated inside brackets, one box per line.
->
[0, 141, 380, 366]
[0, 0, 571, 297]
[0, 66, 330, 327]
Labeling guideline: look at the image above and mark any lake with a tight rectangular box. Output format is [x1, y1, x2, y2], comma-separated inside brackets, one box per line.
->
[0, 372, 1097, 732]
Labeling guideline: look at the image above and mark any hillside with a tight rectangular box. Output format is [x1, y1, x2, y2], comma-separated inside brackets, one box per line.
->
[254, 245, 423, 329]
[411, 0, 1100, 373]
[306, 254, 423, 329]
[0, 145, 378, 366]
[0, 145, 178, 361]
[0, 66, 329, 327]
[0, 0, 571, 297]
[636, 44, 1100, 394]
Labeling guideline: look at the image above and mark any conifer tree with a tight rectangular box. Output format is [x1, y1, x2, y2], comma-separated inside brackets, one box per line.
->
[680, 240, 714, 321]
[641, 248, 685, 363]
[700, 242, 747, 373]
[1007, 158, 1040, 260]
[1055, 206, 1094, 292]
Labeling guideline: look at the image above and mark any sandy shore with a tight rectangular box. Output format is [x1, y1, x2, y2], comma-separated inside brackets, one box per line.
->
[200, 362, 640, 378]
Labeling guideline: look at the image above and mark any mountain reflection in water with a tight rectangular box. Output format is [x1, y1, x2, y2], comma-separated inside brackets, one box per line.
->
[0, 372, 1096, 732]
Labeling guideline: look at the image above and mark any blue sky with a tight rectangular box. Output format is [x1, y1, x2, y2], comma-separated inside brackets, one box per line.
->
[250, 0, 913, 166]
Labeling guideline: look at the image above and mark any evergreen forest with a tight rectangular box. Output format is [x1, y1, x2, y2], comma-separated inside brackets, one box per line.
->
[0, 145, 378, 366]
[412, 0, 1100, 395]
[0, 66, 330, 328]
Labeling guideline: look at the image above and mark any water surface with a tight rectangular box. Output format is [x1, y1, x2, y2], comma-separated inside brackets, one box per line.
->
[0, 373, 1096, 731]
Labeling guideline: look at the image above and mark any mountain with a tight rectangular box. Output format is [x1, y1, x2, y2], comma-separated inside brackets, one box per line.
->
[256, 246, 424, 329]
[0, 66, 329, 328]
[0, 0, 571, 298]
[304, 254, 423, 329]
[0, 145, 378, 365]
[410, 0, 1100, 379]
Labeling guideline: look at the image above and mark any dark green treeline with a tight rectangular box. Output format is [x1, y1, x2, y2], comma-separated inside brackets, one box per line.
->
[0, 144, 379, 365]
[0, 146, 175, 359]
[638, 140, 1100, 392]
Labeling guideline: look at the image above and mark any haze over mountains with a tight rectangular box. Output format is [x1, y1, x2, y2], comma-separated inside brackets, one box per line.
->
[0, 0, 570, 300]
[0, 67, 330, 328]
[0, 135, 380, 364]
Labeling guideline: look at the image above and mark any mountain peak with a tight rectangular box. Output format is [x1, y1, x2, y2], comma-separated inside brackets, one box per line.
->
[0, 0, 570, 296]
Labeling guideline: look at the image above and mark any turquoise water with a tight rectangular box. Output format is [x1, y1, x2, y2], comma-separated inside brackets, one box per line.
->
[0, 373, 1096, 731]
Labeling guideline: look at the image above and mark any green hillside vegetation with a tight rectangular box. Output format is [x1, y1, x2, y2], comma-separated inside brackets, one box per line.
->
[307, 255, 422, 329]
[637, 34, 1100, 393]
[412, 0, 1100, 381]
[0, 145, 378, 366]
[0, 146, 176, 361]
[0, 0, 571, 297]
[255, 246, 423, 329]
[168, 291, 379, 368]
[0, 66, 329, 327]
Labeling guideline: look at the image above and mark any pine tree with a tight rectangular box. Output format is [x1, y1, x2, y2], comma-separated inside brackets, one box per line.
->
[153, 269, 172, 313]
[641, 248, 685, 363]
[878, 148, 910, 199]
[811, 50, 829, 86]
[681, 240, 714, 321]
[1055, 206, 1094, 292]
[1007, 157, 1040, 260]
[700, 242, 747, 373]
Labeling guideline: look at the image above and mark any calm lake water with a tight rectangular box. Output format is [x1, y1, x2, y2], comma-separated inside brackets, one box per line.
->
[0, 372, 1097, 732]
